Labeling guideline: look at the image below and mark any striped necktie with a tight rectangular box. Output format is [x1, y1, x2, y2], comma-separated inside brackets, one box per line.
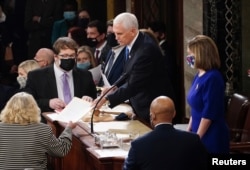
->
[105, 51, 115, 76]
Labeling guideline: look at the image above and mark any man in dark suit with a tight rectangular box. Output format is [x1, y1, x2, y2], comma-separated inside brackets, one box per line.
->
[86, 20, 111, 66]
[123, 96, 208, 170]
[147, 21, 181, 123]
[25, 37, 97, 121]
[103, 19, 126, 85]
[94, 12, 175, 124]
[24, 0, 63, 58]
[103, 45, 126, 85]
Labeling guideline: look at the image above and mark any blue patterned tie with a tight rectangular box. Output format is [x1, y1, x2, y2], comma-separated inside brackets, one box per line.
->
[125, 46, 129, 61]
[62, 73, 72, 104]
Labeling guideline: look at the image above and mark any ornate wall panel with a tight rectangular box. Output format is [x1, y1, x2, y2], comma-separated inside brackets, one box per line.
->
[203, 0, 242, 95]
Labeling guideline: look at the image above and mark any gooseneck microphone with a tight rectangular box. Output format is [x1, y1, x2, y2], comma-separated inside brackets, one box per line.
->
[90, 73, 128, 134]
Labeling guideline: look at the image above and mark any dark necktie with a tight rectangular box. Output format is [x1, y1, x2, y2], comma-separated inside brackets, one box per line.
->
[105, 51, 115, 77]
[62, 73, 71, 104]
[95, 50, 100, 65]
[125, 47, 129, 61]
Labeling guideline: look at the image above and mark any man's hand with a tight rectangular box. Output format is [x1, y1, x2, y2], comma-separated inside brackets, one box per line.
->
[92, 96, 107, 110]
[49, 98, 66, 110]
[82, 96, 93, 102]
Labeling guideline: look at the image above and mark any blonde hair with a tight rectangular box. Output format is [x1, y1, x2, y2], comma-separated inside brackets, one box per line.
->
[188, 35, 221, 70]
[77, 45, 96, 67]
[18, 60, 40, 74]
[0, 92, 41, 124]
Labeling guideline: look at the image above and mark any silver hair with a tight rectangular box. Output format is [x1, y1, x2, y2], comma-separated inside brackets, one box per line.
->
[113, 12, 139, 30]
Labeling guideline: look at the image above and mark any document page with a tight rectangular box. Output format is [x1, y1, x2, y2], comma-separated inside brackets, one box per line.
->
[48, 97, 93, 123]
[89, 64, 102, 85]
[101, 73, 111, 87]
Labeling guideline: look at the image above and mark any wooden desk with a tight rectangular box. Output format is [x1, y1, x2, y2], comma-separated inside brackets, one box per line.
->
[43, 112, 151, 170]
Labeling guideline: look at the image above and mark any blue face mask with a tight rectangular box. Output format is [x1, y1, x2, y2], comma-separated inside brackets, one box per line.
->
[186, 55, 195, 68]
[63, 11, 76, 20]
[77, 62, 91, 70]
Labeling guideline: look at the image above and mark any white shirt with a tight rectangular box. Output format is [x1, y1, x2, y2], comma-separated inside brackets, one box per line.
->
[53, 63, 74, 102]
[96, 41, 107, 59]
[126, 32, 139, 58]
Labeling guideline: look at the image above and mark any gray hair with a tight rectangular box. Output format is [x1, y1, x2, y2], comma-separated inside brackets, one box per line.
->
[113, 12, 139, 30]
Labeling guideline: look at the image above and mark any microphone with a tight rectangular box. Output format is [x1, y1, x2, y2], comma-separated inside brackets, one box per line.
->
[90, 73, 128, 134]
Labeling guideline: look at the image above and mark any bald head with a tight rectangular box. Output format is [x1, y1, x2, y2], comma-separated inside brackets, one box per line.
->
[34, 48, 55, 67]
[150, 96, 176, 126]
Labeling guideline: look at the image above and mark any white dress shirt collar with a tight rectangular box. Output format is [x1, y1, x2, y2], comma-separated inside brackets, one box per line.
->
[53, 63, 74, 101]
[127, 31, 139, 52]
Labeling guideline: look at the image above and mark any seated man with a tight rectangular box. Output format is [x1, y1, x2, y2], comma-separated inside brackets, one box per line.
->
[123, 96, 208, 170]
[25, 37, 97, 122]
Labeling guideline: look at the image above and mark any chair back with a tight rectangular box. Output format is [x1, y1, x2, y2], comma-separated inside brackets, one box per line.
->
[240, 107, 250, 142]
[226, 93, 250, 142]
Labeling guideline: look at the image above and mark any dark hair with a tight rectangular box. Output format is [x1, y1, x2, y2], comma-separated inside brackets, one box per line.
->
[63, 0, 78, 11]
[106, 19, 113, 27]
[147, 21, 166, 33]
[68, 27, 87, 46]
[87, 20, 106, 35]
[78, 7, 91, 18]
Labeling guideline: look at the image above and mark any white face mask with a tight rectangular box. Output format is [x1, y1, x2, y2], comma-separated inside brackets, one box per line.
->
[17, 76, 27, 89]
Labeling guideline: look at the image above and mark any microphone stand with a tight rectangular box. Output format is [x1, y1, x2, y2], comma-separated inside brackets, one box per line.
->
[90, 73, 128, 135]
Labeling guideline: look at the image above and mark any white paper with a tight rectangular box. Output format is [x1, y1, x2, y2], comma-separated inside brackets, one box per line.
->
[93, 148, 128, 158]
[89, 64, 102, 85]
[174, 124, 188, 131]
[51, 97, 94, 123]
[101, 73, 111, 87]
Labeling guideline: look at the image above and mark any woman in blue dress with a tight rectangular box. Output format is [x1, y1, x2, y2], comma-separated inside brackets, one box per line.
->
[186, 35, 230, 154]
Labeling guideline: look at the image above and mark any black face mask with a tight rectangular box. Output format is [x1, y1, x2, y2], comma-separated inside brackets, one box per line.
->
[106, 33, 119, 47]
[78, 18, 90, 29]
[59, 58, 75, 71]
[87, 38, 98, 47]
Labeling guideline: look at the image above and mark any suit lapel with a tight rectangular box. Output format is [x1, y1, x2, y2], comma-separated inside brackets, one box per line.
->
[73, 69, 80, 97]
[124, 32, 143, 74]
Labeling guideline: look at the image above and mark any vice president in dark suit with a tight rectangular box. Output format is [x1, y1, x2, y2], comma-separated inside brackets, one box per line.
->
[25, 37, 97, 118]
[94, 12, 175, 124]
[123, 96, 208, 170]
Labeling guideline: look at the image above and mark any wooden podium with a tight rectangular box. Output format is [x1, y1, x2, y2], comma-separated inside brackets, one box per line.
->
[43, 112, 151, 170]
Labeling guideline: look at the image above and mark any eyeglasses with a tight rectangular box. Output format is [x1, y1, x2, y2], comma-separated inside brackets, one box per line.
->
[58, 54, 76, 59]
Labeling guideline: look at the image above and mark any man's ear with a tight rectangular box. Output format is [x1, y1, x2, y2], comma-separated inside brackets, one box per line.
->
[172, 111, 176, 119]
[151, 113, 156, 120]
